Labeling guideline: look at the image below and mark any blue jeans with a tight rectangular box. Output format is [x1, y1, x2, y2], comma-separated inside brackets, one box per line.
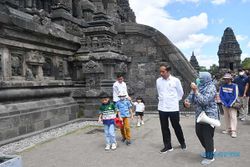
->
[104, 124, 116, 145]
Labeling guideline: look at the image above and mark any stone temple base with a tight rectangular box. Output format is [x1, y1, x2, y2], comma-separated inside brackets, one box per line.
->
[0, 97, 79, 142]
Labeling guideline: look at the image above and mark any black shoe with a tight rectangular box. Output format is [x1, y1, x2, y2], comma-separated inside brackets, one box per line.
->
[126, 140, 131, 145]
[160, 147, 173, 153]
[181, 143, 187, 150]
[121, 138, 126, 142]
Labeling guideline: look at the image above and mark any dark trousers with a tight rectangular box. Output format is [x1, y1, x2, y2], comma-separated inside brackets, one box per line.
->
[196, 123, 215, 159]
[159, 111, 185, 149]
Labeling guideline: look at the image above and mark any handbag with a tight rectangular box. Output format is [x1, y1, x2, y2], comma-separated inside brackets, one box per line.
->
[232, 100, 243, 110]
[114, 117, 123, 128]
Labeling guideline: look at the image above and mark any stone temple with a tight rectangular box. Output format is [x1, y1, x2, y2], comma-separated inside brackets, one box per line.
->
[189, 51, 199, 72]
[218, 27, 242, 71]
[0, 0, 196, 143]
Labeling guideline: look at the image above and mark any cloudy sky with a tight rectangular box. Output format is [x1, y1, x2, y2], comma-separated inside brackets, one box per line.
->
[129, 0, 250, 68]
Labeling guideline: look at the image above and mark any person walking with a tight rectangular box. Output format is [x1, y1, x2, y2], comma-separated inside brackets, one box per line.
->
[184, 72, 219, 165]
[233, 69, 249, 121]
[98, 92, 117, 151]
[115, 92, 133, 145]
[133, 96, 145, 127]
[219, 73, 239, 138]
[113, 74, 129, 103]
[156, 64, 186, 153]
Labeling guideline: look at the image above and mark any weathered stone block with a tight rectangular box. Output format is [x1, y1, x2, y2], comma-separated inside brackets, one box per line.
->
[34, 121, 45, 131]
[31, 112, 42, 122]
[0, 132, 3, 141]
[26, 125, 35, 133]
[44, 120, 51, 128]
[18, 126, 27, 135]
[5, 129, 18, 139]
[0, 118, 13, 131]
[19, 114, 32, 125]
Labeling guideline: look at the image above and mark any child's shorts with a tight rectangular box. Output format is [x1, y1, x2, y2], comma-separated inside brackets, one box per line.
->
[135, 112, 144, 116]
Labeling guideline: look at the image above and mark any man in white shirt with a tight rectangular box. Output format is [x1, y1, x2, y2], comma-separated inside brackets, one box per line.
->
[113, 74, 129, 103]
[156, 64, 186, 153]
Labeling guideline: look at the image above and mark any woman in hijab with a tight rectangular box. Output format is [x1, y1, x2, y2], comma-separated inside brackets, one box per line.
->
[184, 72, 219, 165]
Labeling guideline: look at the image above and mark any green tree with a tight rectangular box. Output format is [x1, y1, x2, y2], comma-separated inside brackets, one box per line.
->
[209, 64, 219, 76]
[199, 66, 207, 72]
[242, 58, 250, 69]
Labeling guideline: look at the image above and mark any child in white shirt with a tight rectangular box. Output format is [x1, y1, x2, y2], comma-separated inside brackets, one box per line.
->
[133, 97, 145, 127]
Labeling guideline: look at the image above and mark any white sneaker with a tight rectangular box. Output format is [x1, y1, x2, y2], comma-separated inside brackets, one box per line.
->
[231, 132, 237, 138]
[105, 144, 110, 151]
[201, 158, 215, 165]
[240, 117, 246, 121]
[111, 143, 117, 150]
[141, 120, 144, 125]
[222, 130, 230, 134]
[137, 122, 141, 127]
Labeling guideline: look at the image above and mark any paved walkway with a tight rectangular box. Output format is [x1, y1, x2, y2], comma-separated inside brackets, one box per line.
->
[21, 115, 250, 167]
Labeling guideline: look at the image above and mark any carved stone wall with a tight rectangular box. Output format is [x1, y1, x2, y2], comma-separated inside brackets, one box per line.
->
[0, 0, 196, 143]
[117, 23, 197, 111]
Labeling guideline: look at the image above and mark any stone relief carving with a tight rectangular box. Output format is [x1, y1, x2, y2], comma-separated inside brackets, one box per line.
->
[32, 9, 51, 26]
[58, 61, 64, 78]
[25, 67, 35, 80]
[86, 77, 96, 88]
[72, 0, 96, 19]
[102, 36, 112, 48]
[11, 54, 23, 76]
[42, 57, 53, 77]
[115, 62, 127, 73]
[0, 56, 2, 78]
[80, 36, 122, 52]
[65, 21, 83, 37]
[82, 60, 104, 73]
[26, 51, 45, 64]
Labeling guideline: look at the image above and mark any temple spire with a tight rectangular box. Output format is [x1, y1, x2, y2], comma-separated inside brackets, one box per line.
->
[190, 51, 200, 72]
[218, 27, 242, 71]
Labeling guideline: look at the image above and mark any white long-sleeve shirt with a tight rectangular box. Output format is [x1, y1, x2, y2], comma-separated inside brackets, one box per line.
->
[113, 81, 128, 102]
[156, 75, 184, 112]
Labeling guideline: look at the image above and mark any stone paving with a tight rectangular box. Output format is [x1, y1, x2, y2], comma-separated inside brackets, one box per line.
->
[20, 115, 250, 167]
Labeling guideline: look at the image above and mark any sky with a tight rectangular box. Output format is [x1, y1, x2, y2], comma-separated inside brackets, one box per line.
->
[129, 0, 250, 69]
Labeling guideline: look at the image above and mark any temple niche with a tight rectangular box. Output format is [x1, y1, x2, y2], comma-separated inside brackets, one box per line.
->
[218, 27, 242, 71]
[0, 0, 196, 143]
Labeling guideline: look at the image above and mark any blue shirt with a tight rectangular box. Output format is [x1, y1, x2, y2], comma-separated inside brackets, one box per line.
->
[246, 77, 250, 96]
[219, 83, 238, 108]
[115, 99, 132, 118]
[233, 75, 248, 96]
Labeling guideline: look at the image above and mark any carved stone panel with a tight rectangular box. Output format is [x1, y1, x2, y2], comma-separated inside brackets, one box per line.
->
[115, 62, 127, 74]
[11, 54, 23, 76]
[58, 61, 64, 79]
[0, 55, 2, 78]
[82, 60, 104, 74]
[42, 57, 53, 77]
[86, 77, 96, 89]
[65, 22, 83, 37]
[29, 65, 37, 78]
[25, 66, 35, 81]
[26, 51, 45, 65]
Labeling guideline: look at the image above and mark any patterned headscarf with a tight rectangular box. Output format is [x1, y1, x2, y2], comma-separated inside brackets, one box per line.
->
[198, 72, 213, 94]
